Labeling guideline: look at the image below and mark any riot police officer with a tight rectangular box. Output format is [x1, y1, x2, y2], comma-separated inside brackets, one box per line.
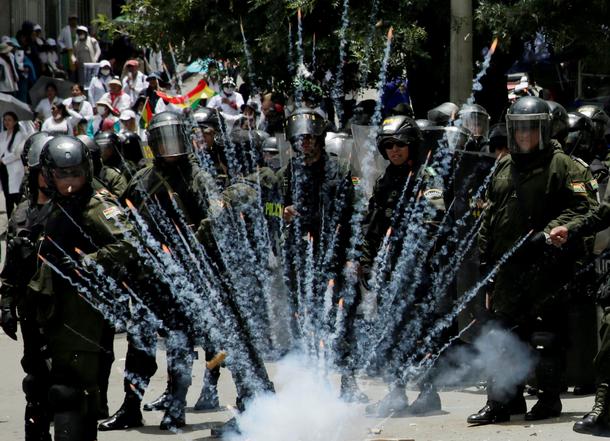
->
[78, 135, 128, 198]
[361, 115, 445, 417]
[280, 107, 367, 402]
[193, 107, 229, 180]
[0, 131, 54, 441]
[100, 111, 208, 431]
[468, 96, 593, 425]
[29, 135, 138, 441]
[457, 104, 491, 151]
[94, 131, 137, 181]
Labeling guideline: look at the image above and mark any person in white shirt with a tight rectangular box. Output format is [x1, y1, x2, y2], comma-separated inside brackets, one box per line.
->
[65, 94, 93, 130]
[57, 14, 77, 52]
[72, 25, 101, 86]
[0, 111, 26, 216]
[206, 76, 244, 117]
[64, 83, 93, 121]
[122, 59, 148, 103]
[88, 59, 113, 106]
[41, 103, 73, 136]
[34, 82, 61, 121]
[101, 78, 132, 114]
[0, 43, 19, 93]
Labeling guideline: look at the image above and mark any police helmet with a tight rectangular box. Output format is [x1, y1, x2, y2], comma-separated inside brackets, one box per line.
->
[22, 131, 53, 168]
[427, 102, 459, 126]
[118, 131, 143, 163]
[262, 136, 279, 153]
[285, 107, 327, 149]
[488, 123, 508, 153]
[194, 107, 223, 131]
[546, 100, 569, 143]
[566, 112, 594, 161]
[94, 131, 121, 155]
[505, 96, 551, 154]
[40, 135, 93, 193]
[457, 104, 490, 139]
[376, 115, 422, 160]
[147, 111, 191, 158]
[577, 105, 609, 143]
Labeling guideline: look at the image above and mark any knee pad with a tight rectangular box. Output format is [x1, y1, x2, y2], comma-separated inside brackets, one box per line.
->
[48, 385, 83, 412]
[23, 374, 46, 402]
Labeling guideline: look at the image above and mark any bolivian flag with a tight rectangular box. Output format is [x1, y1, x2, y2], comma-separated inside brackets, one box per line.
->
[140, 98, 154, 128]
[156, 80, 216, 109]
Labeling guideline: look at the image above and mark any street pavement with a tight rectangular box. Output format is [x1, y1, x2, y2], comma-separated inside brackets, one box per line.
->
[0, 331, 601, 441]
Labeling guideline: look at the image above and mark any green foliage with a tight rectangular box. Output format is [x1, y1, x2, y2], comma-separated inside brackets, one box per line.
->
[475, 0, 610, 70]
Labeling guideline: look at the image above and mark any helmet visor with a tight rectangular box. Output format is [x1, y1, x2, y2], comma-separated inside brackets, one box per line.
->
[53, 164, 87, 179]
[148, 123, 191, 158]
[506, 113, 550, 153]
[461, 112, 489, 138]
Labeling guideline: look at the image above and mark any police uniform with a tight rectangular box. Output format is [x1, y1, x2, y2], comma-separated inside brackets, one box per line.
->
[0, 198, 54, 440]
[476, 141, 592, 418]
[29, 185, 137, 441]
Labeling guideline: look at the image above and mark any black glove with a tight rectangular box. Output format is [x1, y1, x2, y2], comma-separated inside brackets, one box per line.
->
[0, 302, 18, 340]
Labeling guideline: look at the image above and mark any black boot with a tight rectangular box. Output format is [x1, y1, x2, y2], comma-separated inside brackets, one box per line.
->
[409, 383, 441, 415]
[339, 373, 369, 404]
[194, 368, 220, 411]
[524, 394, 562, 421]
[142, 387, 170, 412]
[98, 396, 143, 431]
[573, 383, 609, 434]
[160, 376, 189, 431]
[159, 408, 185, 431]
[507, 385, 526, 415]
[24, 401, 52, 441]
[467, 401, 510, 425]
[210, 417, 240, 438]
[365, 384, 408, 417]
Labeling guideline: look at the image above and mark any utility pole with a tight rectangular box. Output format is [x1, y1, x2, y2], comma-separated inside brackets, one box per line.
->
[450, 0, 473, 106]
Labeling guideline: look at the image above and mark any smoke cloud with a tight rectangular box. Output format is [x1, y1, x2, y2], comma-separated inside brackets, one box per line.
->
[231, 354, 365, 441]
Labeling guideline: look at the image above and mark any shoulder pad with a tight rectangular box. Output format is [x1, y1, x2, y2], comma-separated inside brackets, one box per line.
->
[571, 156, 590, 169]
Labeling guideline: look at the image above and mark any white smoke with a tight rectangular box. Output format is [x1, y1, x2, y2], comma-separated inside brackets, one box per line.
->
[231, 354, 364, 441]
[434, 323, 538, 399]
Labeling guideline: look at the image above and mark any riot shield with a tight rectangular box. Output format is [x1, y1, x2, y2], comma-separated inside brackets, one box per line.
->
[351, 124, 388, 198]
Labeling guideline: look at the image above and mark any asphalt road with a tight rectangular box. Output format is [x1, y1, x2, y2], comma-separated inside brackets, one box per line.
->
[0, 330, 601, 441]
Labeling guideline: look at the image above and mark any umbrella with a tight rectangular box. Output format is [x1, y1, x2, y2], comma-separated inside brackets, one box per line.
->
[0, 92, 34, 120]
[186, 58, 213, 74]
[29, 76, 75, 108]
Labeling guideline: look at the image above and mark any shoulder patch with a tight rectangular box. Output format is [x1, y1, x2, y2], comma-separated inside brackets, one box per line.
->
[570, 182, 587, 194]
[102, 206, 122, 220]
[352, 176, 361, 186]
[589, 179, 599, 191]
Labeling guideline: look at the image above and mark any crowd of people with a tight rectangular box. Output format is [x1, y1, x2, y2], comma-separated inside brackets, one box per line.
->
[1, 12, 610, 441]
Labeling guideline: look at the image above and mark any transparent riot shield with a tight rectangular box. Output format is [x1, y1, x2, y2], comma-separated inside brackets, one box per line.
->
[351, 124, 388, 198]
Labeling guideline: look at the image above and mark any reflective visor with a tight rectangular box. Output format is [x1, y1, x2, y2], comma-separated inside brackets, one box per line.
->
[506, 113, 549, 153]
[461, 112, 489, 138]
[148, 123, 190, 157]
[53, 165, 86, 179]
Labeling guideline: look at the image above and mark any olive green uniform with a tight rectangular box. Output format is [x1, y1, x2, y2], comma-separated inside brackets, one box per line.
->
[29, 187, 137, 441]
[479, 142, 593, 403]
